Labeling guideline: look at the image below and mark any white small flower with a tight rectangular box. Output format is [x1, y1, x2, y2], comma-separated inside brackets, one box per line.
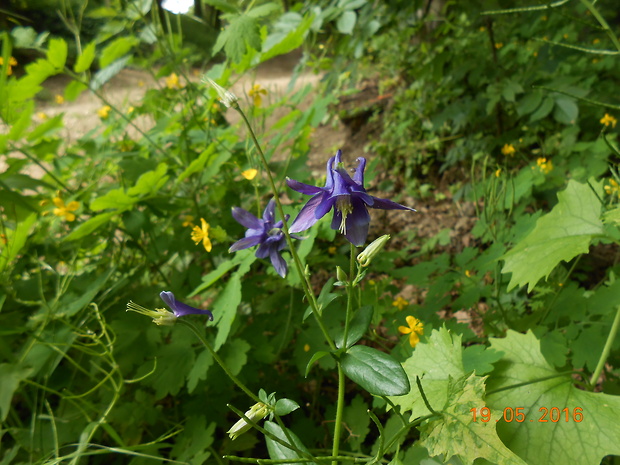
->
[203, 77, 238, 108]
[227, 402, 269, 440]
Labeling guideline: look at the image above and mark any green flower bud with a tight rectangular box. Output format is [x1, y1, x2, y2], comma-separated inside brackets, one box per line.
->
[204, 77, 238, 108]
[336, 266, 348, 283]
[227, 402, 269, 440]
[357, 234, 390, 267]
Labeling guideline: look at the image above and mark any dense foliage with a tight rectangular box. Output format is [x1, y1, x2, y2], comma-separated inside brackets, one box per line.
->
[1, 0, 620, 464]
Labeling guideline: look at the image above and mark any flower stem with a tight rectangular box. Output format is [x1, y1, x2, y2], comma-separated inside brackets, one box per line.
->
[233, 104, 336, 351]
[331, 365, 345, 465]
[177, 319, 261, 403]
[589, 305, 620, 389]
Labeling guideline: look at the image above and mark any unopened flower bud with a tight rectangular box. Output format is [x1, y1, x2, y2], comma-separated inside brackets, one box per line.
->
[357, 234, 390, 267]
[227, 402, 269, 440]
[336, 266, 348, 283]
[203, 77, 238, 108]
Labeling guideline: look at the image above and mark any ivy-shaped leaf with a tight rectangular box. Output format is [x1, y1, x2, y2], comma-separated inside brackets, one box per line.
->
[501, 180, 604, 292]
[487, 330, 620, 465]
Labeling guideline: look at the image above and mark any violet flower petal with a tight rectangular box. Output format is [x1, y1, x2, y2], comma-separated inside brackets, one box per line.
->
[159, 291, 213, 320]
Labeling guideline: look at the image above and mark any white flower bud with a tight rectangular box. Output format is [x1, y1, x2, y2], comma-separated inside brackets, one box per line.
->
[357, 234, 390, 267]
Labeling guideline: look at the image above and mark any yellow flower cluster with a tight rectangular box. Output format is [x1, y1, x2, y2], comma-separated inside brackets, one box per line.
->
[600, 114, 617, 128]
[398, 316, 424, 348]
[98, 105, 111, 118]
[392, 296, 409, 311]
[501, 144, 516, 156]
[248, 84, 268, 107]
[191, 218, 212, 252]
[52, 196, 80, 222]
[534, 157, 553, 174]
[605, 179, 619, 196]
[0, 56, 17, 75]
[165, 73, 181, 90]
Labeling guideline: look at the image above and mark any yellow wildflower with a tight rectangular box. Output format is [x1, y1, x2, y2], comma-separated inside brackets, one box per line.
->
[495, 42, 503, 49]
[501, 144, 516, 156]
[593, 58, 600, 64]
[605, 179, 619, 196]
[536, 157, 553, 174]
[248, 84, 268, 107]
[593, 38, 600, 45]
[600, 113, 617, 128]
[304, 344, 310, 352]
[191, 218, 212, 252]
[479, 26, 486, 32]
[165, 72, 181, 90]
[392, 296, 409, 311]
[182, 215, 195, 227]
[52, 196, 80, 222]
[55, 94, 64, 104]
[563, 33, 569, 39]
[398, 316, 424, 348]
[37, 112, 48, 120]
[0, 56, 17, 75]
[495, 168, 502, 177]
[138, 80, 145, 87]
[241, 168, 258, 180]
[328, 246, 337, 255]
[128, 106, 134, 114]
[97, 105, 111, 118]
[465, 269, 473, 278]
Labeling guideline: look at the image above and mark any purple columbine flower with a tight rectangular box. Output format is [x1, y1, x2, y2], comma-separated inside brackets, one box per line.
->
[286, 150, 414, 246]
[229, 199, 301, 278]
[160, 291, 213, 321]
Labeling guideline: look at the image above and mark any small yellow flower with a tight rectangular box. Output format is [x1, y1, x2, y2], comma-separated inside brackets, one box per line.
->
[304, 344, 310, 352]
[563, 33, 569, 39]
[128, 106, 134, 114]
[541, 15, 548, 21]
[392, 296, 409, 311]
[593, 38, 601, 45]
[182, 215, 195, 227]
[191, 218, 212, 252]
[97, 105, 111, 118]
[536, 157, 553, 174]
[605, 178, 619, 196]
[241, 168, 258, 180]
[398, 316, 424, 348]
[465, 269, 473, 278]
[138, 80, 145, 87]
[248, 84, 268, 107]
[501, 144, 516, 156]
[592, 58, 600, 64]
[37, 112, 48, 120]
[328, 246, 337, 255]
[600, 113, 617, 128]
[495, 42, 503, 49]
[495, 168, 502, 177]
[55, 94, 65, 104]
[0, 56, 17, 75]
[479, 26, 486, 32]
[165, 72, 181, 89]
[52, 196, 80, 222]
[533, 51, 538, 57]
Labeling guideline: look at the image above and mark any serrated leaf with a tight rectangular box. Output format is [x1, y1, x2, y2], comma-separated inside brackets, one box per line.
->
[260, 13, 314, 63]
[501, 180, 603, 292]
[100, 37, 138, 68]
[153, 337, 196, 399]
[246, 2, 279, 18]
[74, 42, 96, 73]
[487, 330, 620, 465]
[91, 188, 137, 211]
[187, 349, 213, 393]
[64, 80, 89, 102]
[340, 345, 410, 396]
[221, 339, 250, 376]
[342, 395, 371, 450]
[127, 162, 168, 197]
[63, 212, 118, 241]
[91, 55, 132, 91]
[462, 345, 503, 376]
[223, 15, 261, 62]
[420, 374, 527, 465]
[47, 38, 67, 70]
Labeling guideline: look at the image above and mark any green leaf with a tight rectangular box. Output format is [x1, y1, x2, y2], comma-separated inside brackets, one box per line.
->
[462, 345, 503, 376]
[501, 180, 604, 292]
[343, 395, 371, 450]
[420, 374, 527, 465]
[8, 100, 34, 140]
[553, 96, 578, 125]
[529, 95, 554, 121]
[221, 338, 250, 376]
[264, 421, 316, 464]
[127, 163, 169, 197]
[340, 345, 410, 396]
[246, 2, 280, 18]
[64, 80, 89, 102]
[335, 305, 373, 348]
[337, 10, 357, 34]
[274, 398, 300, 416]
[74, 42, 96, 73]
[46, 38, 67, 70]
[487, 330, 620, 465]
[187, 349, 214, 393]
[516, 89, 543, 117]
[0, 212, 36, 273]
[153, 336, 196, 399]
[260, 13, 314, 63]
[63, 212, 118, 241]
[99, 37, 139, 69]
[304, 351, 331, 377]
[90, 188, 137, 211]
[217, 15, 261, 62]
[0, 364, 33, 421]
[213, 251, 256, 350]
[91, 55, 132, 91]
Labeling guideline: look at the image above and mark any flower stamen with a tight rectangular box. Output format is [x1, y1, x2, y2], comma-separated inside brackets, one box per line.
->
[335, 196, 353, 234]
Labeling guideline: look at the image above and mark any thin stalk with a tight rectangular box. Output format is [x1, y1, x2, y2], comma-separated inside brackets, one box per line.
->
[580, 0, 620, 53]
[233, 104, 336, 351]
[589, 305, 620, 388]
[177, 319, 261, 404]
[331, 365, 346, 465]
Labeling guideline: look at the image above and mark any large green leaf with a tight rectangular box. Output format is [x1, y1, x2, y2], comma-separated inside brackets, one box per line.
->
[46, 38, 67, 70]
[0, 212, 36, 273]
[340, 345, 409, 396]
[99, 36, 139, 69]
[63, 212, 118, 241]
[0, 364, 33, 421]
[501, 180, 603, 292]
[74, 42, 96, 73]
[264, 421, 316, 465]
[487, 331, 620, 465]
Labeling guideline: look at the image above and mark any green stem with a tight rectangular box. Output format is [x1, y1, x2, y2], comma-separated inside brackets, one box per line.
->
[580, 0, 620, 53]
[589, 305, 620, 388]
[331, 365, 346, 465]
[233, 104, 336, 351]
[178, 319, 261, 403]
